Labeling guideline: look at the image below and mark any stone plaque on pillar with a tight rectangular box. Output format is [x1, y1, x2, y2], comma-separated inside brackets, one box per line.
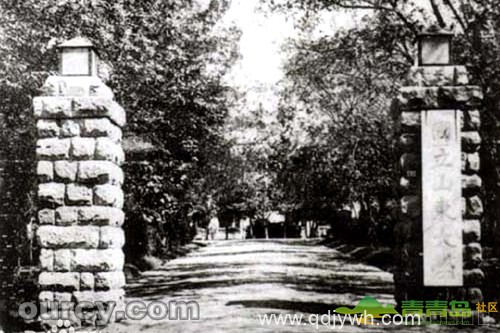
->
[422, 110, 463, 286]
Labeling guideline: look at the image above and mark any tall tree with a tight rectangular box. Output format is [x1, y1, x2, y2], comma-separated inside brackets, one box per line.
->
[274, 0, 500, 247]
[0, 0, 241, 263]
[270, 14, 405, 242]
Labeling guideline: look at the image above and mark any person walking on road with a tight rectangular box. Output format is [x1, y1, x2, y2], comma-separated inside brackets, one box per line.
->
[207, 210, 220, 240]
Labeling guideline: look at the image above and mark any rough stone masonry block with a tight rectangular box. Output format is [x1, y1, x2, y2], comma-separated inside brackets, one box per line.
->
[33, 97, 73, 119]
[467, 288, 484, 304]
[462, 110, 480, 131]
[78, 161, 124, 185]
[70, 249, 124, 272]
[72, 98, 126, 127]
[71, 137, 96, 160]
[71, 97, 110, 115]
[39, 272, 80, 291]
[81, 118, 122, 143]
[401, 111, 421, 130]
[400, 195, 420, 218]
[466, 196, 484, 218]
[54, 292, 73, 303]
[72, 293, 125, 324]
[399, 176, 418, 194]
[73, 289, 125, 308]
[398, 133, 419, 152]
[462, 153, 480, 173]
[400, 153, 419, 172]
[464, 220, 481, 243]
[40, 249, 54, 271]
[37, 226, 100, 249]
[55, 207, 79, 226]
[39, 183, 65, 207]
[66, 184, 93, 206]
[455, 66, 470, 85]
[99, 227, 125, 249]
[94, 272, 126, 290]
[39, 291, 55, 303]
[37, 138, 71, 160]
[94, 185, 124, 208]
[440, 86, 483, 106]
[80, 273, 95, 291]
[397, 86, 482, 110]
[37, 161, 54, 183]
[407, 66, 458, 86]
[398, 86, 440, 110]
[95, 138, 125, 165]
[106, 102, 126, 128]
[42, 75, 114, 99]
[464, 268, 485, 285]
[53, 249, 71, 272]
[464, 243, 482, 268]
[462, 132, 481, 152]
[37, 119, 60, 138]
[60, 120, 80, 137]
[462, 174, 482, 192]
[54, 161, 78, 183]
[39, 209, 56, 225]
[78, 207, 125, 227]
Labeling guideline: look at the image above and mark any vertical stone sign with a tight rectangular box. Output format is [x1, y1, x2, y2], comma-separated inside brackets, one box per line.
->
[422, 110, 462, 286]
[34, 38, 126, 326]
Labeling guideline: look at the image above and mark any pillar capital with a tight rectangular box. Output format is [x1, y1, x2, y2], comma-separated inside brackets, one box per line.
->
[417, 25, 454, 66]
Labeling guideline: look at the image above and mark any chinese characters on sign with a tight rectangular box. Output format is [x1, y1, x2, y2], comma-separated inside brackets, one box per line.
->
[422, 110, 463, 286]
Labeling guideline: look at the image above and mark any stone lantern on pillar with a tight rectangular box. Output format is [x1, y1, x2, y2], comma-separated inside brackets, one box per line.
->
[417, 25, 453, 66]
[44, 38, 112, 98]
[58, 37, 99, 76]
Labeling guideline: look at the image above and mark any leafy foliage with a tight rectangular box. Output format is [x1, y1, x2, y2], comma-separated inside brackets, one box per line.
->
[274, 0, 500, 248]
[0, 0, 241, 262]
[268, 14, 407, 243]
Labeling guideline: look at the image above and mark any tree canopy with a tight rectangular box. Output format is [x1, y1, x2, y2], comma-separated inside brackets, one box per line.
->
[263, 0, 500, 244]
[3, 0, 500, 257]
[0, 0, 241, 262]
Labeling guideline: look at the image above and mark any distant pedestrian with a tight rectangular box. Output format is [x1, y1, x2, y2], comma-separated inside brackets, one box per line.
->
[208, 210, 220, 240]
[240, 217, 250, 239]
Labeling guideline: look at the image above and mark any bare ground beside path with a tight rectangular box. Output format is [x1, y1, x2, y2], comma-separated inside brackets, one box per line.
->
[103, 239, 497, 333]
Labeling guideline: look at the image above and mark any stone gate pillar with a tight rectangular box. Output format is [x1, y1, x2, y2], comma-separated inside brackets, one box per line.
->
[393, 28, 484, 306]
[33, 37, 126, 325]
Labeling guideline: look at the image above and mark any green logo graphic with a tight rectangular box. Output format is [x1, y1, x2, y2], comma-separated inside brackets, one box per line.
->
[335, 296, 399, 319]
[333, 297, 479, 326]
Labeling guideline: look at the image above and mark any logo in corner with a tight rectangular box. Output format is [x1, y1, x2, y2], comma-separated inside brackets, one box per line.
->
[335, 296, 399, 324]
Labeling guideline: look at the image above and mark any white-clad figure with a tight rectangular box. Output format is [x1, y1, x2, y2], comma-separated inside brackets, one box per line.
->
[240, 217, 250, 239]
[208, 211, 220, 240]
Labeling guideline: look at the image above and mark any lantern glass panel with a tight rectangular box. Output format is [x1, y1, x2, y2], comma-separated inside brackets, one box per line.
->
[420, 36, 450, 65]
[61, 48, 90, 76]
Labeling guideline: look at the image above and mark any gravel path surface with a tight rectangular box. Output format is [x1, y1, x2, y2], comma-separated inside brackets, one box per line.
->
[104, 239, 497, 333]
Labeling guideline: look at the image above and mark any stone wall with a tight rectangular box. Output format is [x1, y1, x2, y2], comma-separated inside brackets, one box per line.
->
[34, 76, 126, 326]
[393, 65, 484, 304]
